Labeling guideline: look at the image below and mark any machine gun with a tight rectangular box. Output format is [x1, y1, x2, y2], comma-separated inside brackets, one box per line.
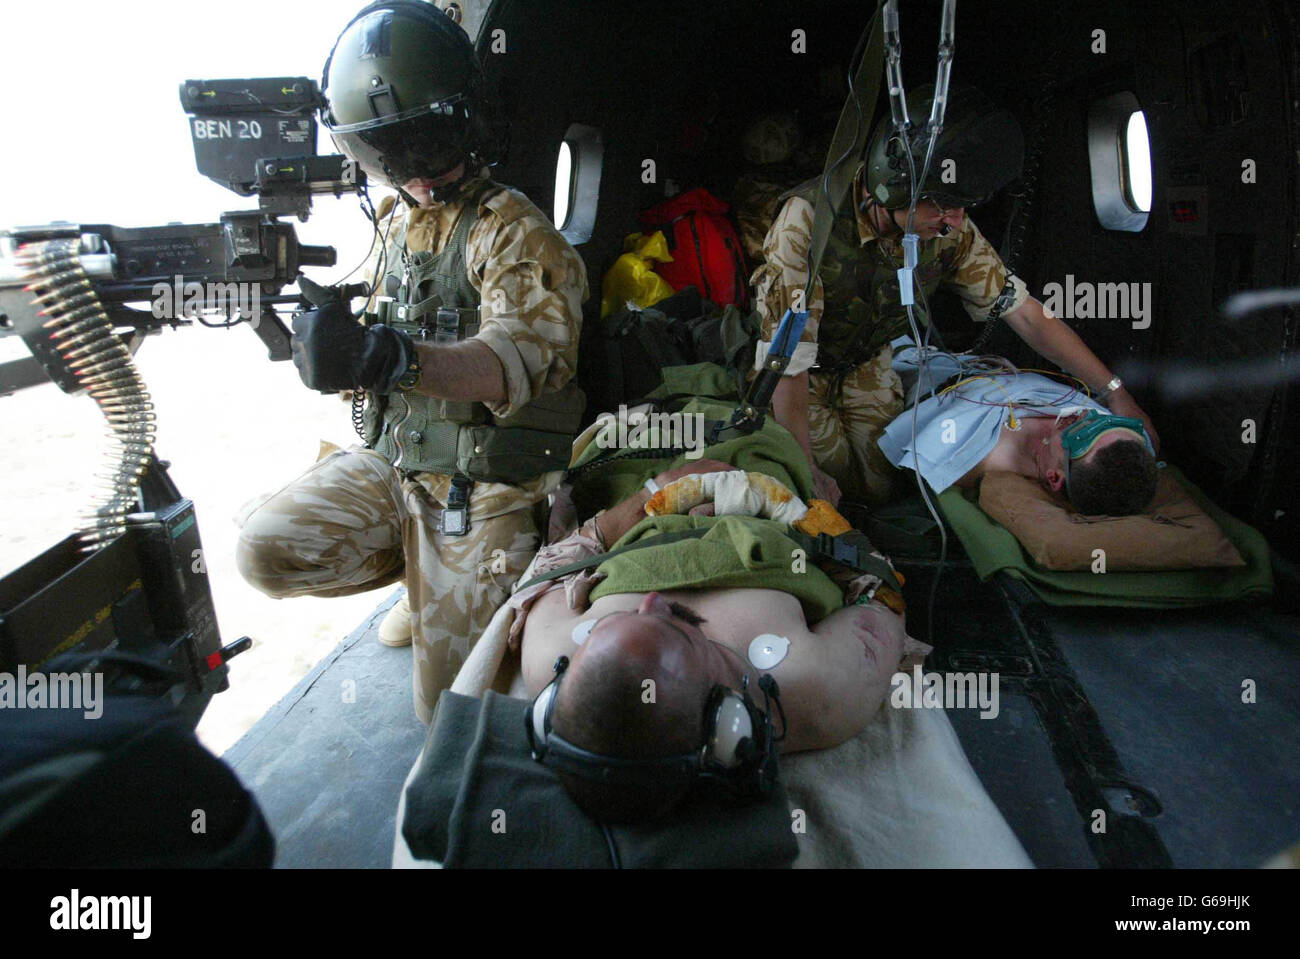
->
[1, 77, 363, 388]
[0, 77, 366, 722]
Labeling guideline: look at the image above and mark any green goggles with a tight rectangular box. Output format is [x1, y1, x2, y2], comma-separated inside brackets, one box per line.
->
[1060, 409, 1153, 461]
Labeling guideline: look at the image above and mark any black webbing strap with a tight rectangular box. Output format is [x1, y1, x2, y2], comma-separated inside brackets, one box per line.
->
[862, 512, 940, 559]
[563, 415, 731, 479]
[803, 5, 887, 296]
[786, 528, 902, 593]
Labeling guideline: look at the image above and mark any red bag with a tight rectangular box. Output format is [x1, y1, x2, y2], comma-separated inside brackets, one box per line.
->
[638, 188, 749, 309]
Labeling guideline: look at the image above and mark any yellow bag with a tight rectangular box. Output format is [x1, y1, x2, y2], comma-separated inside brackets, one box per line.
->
[599, 231, 676, 318]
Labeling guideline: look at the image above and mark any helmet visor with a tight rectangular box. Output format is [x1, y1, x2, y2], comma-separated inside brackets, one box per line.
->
[919, 188, 995, 211]
[327, 102, 470, 186]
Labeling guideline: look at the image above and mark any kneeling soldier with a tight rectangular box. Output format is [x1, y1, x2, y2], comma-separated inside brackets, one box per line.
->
[237, 2, 587, 722]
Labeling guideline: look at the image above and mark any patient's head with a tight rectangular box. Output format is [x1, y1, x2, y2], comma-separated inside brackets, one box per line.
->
[1065, 437, 1160, 515]
[1035, 418, 1158, 515]
[548, 593, 731, 823]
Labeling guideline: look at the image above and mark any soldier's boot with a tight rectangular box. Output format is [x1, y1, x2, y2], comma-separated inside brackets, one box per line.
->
[378, 592, 414, 648]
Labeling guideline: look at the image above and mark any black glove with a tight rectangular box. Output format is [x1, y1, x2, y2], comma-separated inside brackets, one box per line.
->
[291, 276, 418, 394]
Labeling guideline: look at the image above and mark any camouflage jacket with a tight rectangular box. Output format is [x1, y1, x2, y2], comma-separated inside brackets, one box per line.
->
[750, 163, 1029, 378]
[362, 175, 590, 516]
[733, 174, 799, 264]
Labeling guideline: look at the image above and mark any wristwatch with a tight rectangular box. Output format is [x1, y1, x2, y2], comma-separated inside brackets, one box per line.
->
[1096, 376, 1123, 402]
[395, 351, 422, 391]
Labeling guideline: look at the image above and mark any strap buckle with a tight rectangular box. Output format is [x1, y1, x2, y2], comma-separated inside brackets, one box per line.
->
[440, 474, 474, 536]
[433, 307, 461, 344]
[813, 529, 904, 594]
[986, 279, 1017, 322]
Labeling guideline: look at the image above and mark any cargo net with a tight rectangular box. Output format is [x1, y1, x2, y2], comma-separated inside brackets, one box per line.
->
[16, 239, 155, 551]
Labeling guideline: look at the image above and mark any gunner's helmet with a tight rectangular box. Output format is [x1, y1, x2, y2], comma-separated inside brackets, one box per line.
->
[321, 1, 493, 189]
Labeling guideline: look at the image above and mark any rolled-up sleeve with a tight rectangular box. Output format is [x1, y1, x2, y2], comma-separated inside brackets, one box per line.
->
[469, 199, 589, 418]
[750, 196, 822, 376]
[942, 218, 1030, 323]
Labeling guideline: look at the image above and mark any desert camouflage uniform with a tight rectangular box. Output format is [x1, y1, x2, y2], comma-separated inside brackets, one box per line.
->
[751, 165, 1029, 503]
[733, 176, 792, 265]
[732, 110, 831, 266]
[238, 175, 588, 723]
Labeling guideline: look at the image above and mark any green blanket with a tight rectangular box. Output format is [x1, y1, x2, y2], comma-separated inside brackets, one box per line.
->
[571, 364, 813, 511]
[938, 465, 1275, 608]
[573, 364, 838, 623]
[589, 514, 844, 625]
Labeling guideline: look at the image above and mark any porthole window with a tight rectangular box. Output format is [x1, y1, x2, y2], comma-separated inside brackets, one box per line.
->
[552, 124, 603, 246]
[553, 140, 574, 229]
[1088, 92, 1151, 232]
[1123, 110, 1153, 213]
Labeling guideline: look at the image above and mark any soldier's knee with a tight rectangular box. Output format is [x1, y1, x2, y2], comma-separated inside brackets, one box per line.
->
[235, 524, 304, 598]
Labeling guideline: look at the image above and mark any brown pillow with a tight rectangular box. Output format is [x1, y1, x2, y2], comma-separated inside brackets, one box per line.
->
[977, 469, 1246, 571]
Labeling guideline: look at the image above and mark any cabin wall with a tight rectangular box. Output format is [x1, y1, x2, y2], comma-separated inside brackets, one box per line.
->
[480, 0, 1300, 557]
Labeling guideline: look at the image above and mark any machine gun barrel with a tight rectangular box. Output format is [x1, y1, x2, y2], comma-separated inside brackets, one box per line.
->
[297, 243, 337, 269]
[0, 214, 343, 391]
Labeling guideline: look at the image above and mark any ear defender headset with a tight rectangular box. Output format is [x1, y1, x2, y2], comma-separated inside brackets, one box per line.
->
[526, 655, 786, 801]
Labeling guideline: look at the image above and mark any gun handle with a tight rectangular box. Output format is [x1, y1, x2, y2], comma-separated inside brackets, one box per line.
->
[251, 307, 292, 361]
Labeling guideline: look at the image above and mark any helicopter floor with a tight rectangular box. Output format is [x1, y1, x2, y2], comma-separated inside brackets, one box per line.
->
[223, 590, 425, 869]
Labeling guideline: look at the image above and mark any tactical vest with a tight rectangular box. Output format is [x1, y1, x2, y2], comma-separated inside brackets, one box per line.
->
[365, 180, 584, 484]
[785, 179, 960, 375]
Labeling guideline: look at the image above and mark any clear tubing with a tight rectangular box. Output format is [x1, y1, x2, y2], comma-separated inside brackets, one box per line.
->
[883, 1, 910, 131]
[886, 0, 959, 647]
[928, 0, 957, 132]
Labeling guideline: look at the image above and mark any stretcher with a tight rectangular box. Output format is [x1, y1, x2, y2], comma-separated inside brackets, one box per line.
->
[936, 465, 1274, 608]
[391, 549, 1033, 868]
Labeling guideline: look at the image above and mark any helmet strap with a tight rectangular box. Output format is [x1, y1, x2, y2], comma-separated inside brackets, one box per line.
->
[429, 160, 471, 203]
[380, 160, 421, 209]
[860, 195, 905, 239]
[395, 186, 420, 209]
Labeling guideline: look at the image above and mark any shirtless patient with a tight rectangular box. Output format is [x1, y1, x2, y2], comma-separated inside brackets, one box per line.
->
[508, 459, 909, 823]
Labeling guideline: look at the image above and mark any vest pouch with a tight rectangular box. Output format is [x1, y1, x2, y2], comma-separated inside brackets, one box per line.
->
[384, 394, 462, 474]
[435, 397, 492, 426]
[406, 248, 442, 282]
[491, 382, 586, 435]
[456, 425, 574, 484]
